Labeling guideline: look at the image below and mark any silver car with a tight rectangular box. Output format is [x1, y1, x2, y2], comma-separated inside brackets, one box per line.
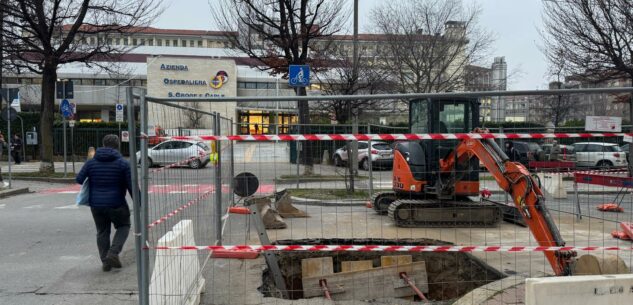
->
[137, 140, 211, 169]
[333, 141, 393, 170]
[573, 142, 628, 168]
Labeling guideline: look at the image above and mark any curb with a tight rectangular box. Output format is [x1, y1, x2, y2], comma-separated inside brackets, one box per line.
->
[291, 196, 367, 206]
[0, 187, 30, 199]
[3, 176, 76, 183]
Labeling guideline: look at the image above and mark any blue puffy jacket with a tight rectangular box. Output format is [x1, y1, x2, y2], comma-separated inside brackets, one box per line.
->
[76, 147, 133, 208]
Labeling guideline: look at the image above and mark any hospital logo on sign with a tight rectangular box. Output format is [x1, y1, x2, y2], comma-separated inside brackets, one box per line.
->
[210, 71, 229, 89]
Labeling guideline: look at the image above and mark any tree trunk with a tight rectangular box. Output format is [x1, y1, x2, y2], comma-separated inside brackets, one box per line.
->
[39, 66, 57, 173]
[296, 86, 313, 175]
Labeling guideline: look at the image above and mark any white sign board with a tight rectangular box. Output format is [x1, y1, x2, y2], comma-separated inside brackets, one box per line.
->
[147, 125, 157, 137]
[121, 131, 130, 142]
[69, 120, 75, 128]
[115, 103, 124, 122]
[585, 116, 622, 132]
[624, 135, 633, 143]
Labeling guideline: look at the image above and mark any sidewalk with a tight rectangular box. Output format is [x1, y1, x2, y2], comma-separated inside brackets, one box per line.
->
[0, 161, 84, 174]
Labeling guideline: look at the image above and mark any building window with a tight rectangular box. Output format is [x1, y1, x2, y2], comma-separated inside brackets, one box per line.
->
[224, 42, 229, 48]
[207, 40, 214, 47]
[157, 39, 162, 46]
[182, 40, 187, 47]
[107, 38, 112, 45]
[94, 79, 106, 86]
[123, 38, 128, 46]
[132, 38, 138, 45]
[165, 39, 170, 46]
[173, 39, 178, 47]
[115, 38, 120, 45]
[197, 40, 202, 47]
[89, 37, 95, 45]
[190, 40, 194, 47]
[148, 39, 153, 46]
[140, 39, 145, 45]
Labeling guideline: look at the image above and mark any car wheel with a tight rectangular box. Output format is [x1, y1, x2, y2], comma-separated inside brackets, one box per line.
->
[361, 158, 370, 171]
[189, 158, 202, 169]
[596, 160, 613, 169]
[139, 157, 153, 168]
[334, 155, 343, 167]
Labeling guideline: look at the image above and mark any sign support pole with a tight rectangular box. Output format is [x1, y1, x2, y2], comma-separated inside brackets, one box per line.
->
[7, 102, 11, 188]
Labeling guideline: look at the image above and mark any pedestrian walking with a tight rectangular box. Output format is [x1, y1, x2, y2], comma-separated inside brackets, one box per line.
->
[76, 134, 133, 272]
[10, 134, 22, 164]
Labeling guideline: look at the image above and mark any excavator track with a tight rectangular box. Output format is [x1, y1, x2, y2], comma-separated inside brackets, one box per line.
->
[387, 199, 502, 228]
[371, 192, 398, 214]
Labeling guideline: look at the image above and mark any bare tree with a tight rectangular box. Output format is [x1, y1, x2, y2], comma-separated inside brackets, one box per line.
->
[370, 0, 493, 93]
[183, 102, 204, 129]
[312, 47, 395, 123]
[212, 0, 348, 174]
[541, 49, 575, 126]
[542, 0, 633, 83]
[0, 0, 160, 173]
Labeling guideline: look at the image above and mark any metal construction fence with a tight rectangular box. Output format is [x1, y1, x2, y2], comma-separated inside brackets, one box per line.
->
[128, 87, 633, 305]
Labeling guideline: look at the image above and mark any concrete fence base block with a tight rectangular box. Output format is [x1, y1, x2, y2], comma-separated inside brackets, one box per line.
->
[525, 274, 633, 305]
[150, 219, 205, 305]
[537, 173, 567, 199]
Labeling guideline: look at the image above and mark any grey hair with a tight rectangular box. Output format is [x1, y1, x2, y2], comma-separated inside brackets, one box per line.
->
[102, 134, 120, 149]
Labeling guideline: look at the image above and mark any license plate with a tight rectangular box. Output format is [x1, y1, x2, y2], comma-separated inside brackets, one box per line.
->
[381, 153, 392, 158]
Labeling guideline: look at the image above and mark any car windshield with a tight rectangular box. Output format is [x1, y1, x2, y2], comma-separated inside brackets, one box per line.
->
[197, 142, 210, 150]
[372, 143, 391, 150]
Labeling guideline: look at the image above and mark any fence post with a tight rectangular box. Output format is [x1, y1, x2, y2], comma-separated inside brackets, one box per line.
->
[139, 91, 150, 305]
[126, 87, 146, 305]
[367, 123, 373, 198]
[214, 113, 223, 245]
[229, 118, 235, 205]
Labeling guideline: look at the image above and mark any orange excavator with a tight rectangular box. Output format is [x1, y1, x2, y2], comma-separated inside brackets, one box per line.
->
[371, 97, 626, 276]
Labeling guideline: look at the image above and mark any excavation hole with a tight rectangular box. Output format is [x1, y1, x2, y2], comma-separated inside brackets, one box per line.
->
[260, 238, 505, 303]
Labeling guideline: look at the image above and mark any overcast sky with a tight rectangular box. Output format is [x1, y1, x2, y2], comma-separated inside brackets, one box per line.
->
[153, 0, 548, 90]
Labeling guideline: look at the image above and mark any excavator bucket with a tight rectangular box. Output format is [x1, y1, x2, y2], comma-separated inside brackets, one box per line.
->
[247, 197, 287, 229]
[274, 190, 308, 218]
[572, 254, 629, 275]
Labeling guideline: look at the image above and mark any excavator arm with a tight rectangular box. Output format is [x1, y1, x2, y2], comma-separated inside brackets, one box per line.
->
[438, 131, 574, 276]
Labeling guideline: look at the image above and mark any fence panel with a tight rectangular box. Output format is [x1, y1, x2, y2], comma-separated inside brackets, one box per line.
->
[134, 89, 633, 305]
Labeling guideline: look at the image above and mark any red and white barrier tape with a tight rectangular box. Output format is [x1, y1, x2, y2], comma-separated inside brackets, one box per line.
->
[149, 244, 633, 252]
[541, 169, 630, 176]
[166, 132, 631, 142]
[147, 190, 213, 229]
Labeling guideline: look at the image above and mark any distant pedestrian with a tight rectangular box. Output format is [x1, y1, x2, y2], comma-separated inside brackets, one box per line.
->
[76, 134, 133, 272]
[10, 134, 22, 164]
[550, 140, 561, 161]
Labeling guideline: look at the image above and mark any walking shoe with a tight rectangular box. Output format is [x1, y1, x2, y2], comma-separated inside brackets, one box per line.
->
[102, 261, 112, 272]
[105, 255, 122, 268]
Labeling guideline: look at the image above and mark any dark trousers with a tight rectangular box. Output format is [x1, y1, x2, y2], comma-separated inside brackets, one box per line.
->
[90, 204, 131, 262]
[11, 151, 21, 164]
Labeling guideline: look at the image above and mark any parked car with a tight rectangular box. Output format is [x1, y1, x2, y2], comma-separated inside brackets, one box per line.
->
[333, 141, 393, 170]
[573, 142, 627, 168]
[541, 143, 576, 161]
[136, 140, 210, 169]
[507, 141, 545, 167]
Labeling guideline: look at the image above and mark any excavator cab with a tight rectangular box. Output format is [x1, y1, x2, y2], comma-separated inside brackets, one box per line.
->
[394, 98, 481, 197]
